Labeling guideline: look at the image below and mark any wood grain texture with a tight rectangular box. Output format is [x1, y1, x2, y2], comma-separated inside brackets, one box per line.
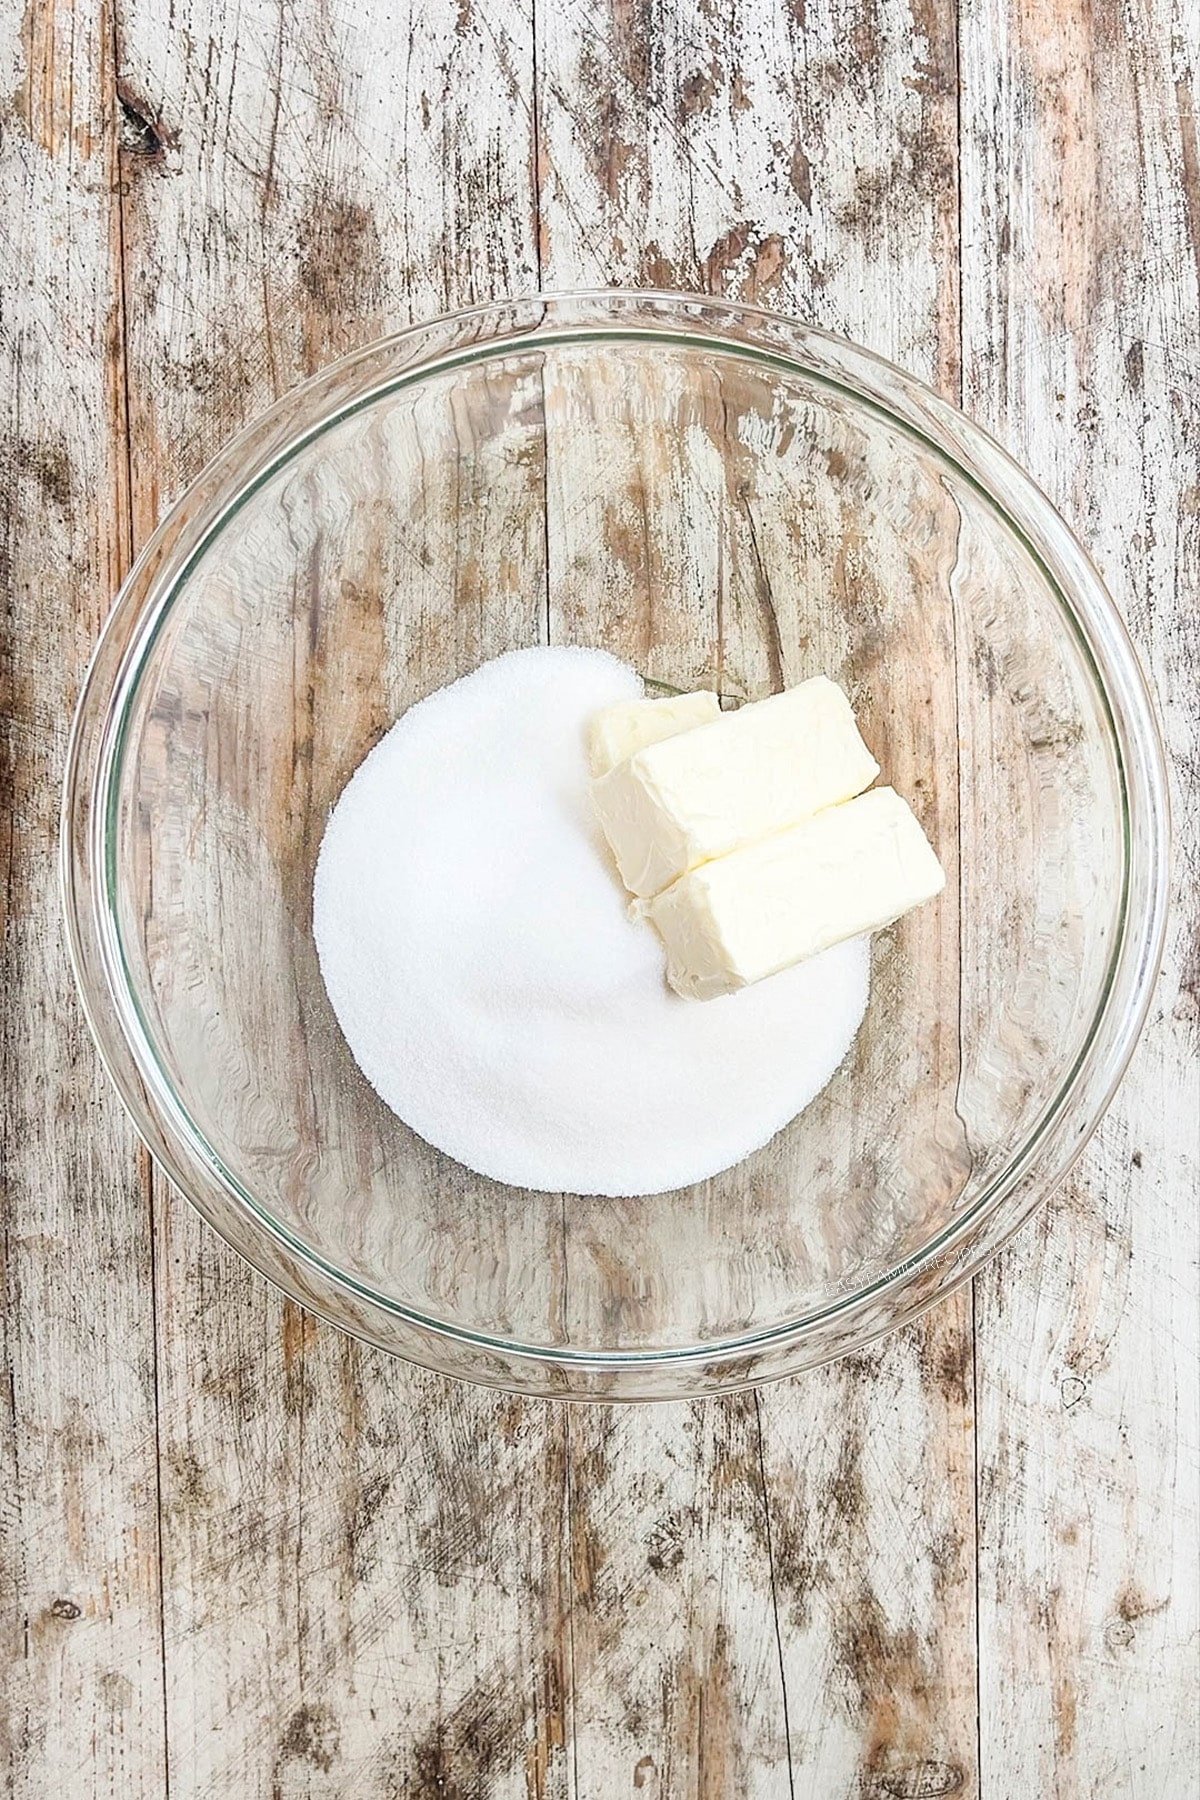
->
[539, 3, 978, 1792]
[961, 3, 1200, 1792]
[0, 1, 167, 1792]
[112, 2, 563, 1796]
[0, 0, 1197, 1794]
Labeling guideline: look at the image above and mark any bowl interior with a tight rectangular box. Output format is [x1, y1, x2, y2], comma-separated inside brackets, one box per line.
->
[106, 331, 1124, 1354]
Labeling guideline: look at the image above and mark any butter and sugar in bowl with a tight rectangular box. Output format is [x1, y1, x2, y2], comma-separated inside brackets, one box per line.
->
[589, 677, 944, 1001]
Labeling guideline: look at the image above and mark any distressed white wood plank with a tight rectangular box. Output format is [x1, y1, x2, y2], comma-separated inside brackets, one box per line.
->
[562, 1395, 791, 1797]
[111, 3, 570, 1795]
[961, 0, 1200, 1791]
[502, 358, 800, 1749]
[0, 2, 167, 1794]
[538, 2, 978, 1793]
[5, 1, 1196, 1793]
[538, 0, 959, 391]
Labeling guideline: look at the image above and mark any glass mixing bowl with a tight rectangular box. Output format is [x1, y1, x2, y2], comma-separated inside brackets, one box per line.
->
[62, 292, 1169, 1398]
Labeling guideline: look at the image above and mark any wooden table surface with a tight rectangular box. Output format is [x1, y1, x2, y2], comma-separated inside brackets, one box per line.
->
[3, 1, 1198, 1794]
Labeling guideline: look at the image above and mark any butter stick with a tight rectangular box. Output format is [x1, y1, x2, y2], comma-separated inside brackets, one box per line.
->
[642, 786, 945, 1000]
[591, 676, 879, 899]
[587, 689, 722, 778]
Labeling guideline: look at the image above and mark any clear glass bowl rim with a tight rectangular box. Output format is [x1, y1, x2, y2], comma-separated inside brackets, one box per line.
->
[60, 289, 1171, 1399]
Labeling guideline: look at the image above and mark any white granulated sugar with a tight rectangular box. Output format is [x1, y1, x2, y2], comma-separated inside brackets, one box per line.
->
[313, 646, 870, 1197]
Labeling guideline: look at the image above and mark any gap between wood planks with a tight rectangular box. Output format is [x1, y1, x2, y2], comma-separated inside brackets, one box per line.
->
[107, 0, 174, 1787]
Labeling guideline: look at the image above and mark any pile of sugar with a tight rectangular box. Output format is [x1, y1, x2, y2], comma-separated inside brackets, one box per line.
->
[312, 646, 870, 1197]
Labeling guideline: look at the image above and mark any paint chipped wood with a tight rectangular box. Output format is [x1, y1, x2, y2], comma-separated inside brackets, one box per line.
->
[961, 0, 1200, 1789]
[0, 0, 1196, 1795]
[0, 0, 166, 1793]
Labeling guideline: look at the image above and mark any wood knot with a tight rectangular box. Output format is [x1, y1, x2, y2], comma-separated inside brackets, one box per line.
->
[1059, 1374, 1088, 1409]
[279, 1702, 339, 1773]
[116, 81, 179, 164]
[1104, 1583, 1169, 1652]
[646, 1514, 685, 1572]
[863, 1760, 965, 1799]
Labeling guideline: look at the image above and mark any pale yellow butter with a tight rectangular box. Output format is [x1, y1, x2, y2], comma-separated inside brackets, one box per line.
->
[591, 676, 879, 899]
[643, 786, 945, 1000]
[587, 689, 722, 778]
